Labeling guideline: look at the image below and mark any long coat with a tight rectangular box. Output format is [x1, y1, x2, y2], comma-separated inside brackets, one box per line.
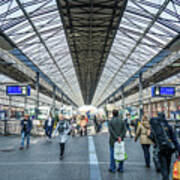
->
[108, 117, 126, 147]
[135, 123, 153, 145]
[54, 120, 71, 143]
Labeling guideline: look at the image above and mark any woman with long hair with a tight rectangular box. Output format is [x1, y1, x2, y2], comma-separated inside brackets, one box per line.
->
[135, 115, 153, 168]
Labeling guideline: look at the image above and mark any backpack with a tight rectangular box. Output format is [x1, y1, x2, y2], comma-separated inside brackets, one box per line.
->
[58, 121, 68, 133]
[150, 117, 175, 153]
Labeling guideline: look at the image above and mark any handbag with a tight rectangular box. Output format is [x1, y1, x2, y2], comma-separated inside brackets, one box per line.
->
[114, 141, 126, 161]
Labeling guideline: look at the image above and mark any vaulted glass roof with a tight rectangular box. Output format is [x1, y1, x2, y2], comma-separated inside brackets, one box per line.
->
[92, 0, 180, 106]
[0, 0, 179, 107]
[0, 0, 83, 106]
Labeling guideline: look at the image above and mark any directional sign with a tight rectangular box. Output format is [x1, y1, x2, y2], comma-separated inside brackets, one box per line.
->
[151, 86, 175, 97]
[6, 85, 31, 96]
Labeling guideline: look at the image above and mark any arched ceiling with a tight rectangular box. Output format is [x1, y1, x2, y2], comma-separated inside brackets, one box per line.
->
[0, 0, 179, 107]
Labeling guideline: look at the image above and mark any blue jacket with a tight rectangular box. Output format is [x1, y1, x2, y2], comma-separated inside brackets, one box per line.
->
[21, 118, 33, 134]
[44, 118, 55, 130]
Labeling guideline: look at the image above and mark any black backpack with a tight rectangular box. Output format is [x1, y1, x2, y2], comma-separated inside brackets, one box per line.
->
[58, 121, 68, 133]
[150, 117, 175, 153]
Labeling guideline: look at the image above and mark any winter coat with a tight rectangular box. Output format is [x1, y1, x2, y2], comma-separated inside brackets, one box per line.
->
[135, 122, 153, 145]
[108, 117, 126, 147]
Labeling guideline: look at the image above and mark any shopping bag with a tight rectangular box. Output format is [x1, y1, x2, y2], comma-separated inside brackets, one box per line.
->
[114, 141, 125, 161]
[116, 152, 128, 162]
[173, 157, 180, 180]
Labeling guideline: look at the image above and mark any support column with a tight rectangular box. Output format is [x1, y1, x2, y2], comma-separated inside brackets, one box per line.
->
[36, 72, 40, 119]
[5, 96, 12, 135]
[113, 95, 116, 107]
[24, 96, 27, 111]
[121, 87, 125, 119]
[139, 73, 143, 121]
[164, 97, 168, 119]
[61, 93, 64, 112]
[148, 98, 151, 118]
[105, 100, 108, 119]
[52, 85, 56, 115]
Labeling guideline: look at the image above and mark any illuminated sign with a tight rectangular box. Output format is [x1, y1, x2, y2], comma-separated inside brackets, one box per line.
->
[151, 86, 175, 97]
[6, 85, 31, 96]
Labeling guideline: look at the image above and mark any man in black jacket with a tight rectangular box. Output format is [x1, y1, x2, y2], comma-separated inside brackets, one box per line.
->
[19, 114, 33, 150]
[150, 113, 180, 180]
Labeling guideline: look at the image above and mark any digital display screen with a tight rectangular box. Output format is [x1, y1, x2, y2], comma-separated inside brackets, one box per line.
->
[6, 85, 31, 96]
[152, 86, 175, 97]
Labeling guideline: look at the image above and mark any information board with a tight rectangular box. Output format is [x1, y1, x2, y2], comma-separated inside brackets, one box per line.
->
[151, 86, 175, 97]
[6, 85, 31, 96]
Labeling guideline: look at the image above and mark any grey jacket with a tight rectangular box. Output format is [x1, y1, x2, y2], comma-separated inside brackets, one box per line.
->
[108, 117, 126, 147]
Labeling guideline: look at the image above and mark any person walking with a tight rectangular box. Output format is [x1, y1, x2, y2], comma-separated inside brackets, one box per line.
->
[93, 114, 99, 133]
[108, 109, 126, 173]
[44, 111, 54, 142]
[19, 114, 33, 150]
[149, 112, 180, 180]
[135, 115, 153, 168]
[53, 114, 71, 160]
[125, 113, 133, 138]
[80, 115, 87, 136]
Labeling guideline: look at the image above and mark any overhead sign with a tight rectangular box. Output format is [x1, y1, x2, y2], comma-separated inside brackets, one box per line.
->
[151, 86, 175, 97]
[6, 85, 31, 96]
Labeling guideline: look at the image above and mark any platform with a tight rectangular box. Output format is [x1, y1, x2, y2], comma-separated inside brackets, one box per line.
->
[0, 132, 166, 180]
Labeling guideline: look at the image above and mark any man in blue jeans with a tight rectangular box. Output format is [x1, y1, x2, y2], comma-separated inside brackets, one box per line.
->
[108, 110, 126, 173]
[19, 114, 33, 150]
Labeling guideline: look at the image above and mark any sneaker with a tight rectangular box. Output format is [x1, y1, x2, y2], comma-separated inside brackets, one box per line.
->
[59, 155, 64, 160]
[108, 169, 116, 173]
[19, 147, 24, 150]
[117, 169, 124, 173]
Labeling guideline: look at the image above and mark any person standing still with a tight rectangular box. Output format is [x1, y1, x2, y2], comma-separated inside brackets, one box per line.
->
[108, 110, 126, 173]
[19, 114, 33, 150]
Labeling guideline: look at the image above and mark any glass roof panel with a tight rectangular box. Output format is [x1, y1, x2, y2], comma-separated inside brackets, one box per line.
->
[0, 0, 83, 106]
[92, 0, 180, 106]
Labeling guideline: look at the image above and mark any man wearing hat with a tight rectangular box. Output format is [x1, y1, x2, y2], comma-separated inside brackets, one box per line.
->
[19, 114, 33, 150]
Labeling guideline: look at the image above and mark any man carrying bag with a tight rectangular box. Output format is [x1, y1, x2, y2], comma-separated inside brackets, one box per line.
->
[108, 110, 126, 173]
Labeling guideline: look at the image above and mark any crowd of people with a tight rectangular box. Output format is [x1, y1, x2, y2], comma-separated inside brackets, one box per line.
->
[18, 112, 100, 159]
[18, 108, 180, 180]
[108, 109, 180, 180]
